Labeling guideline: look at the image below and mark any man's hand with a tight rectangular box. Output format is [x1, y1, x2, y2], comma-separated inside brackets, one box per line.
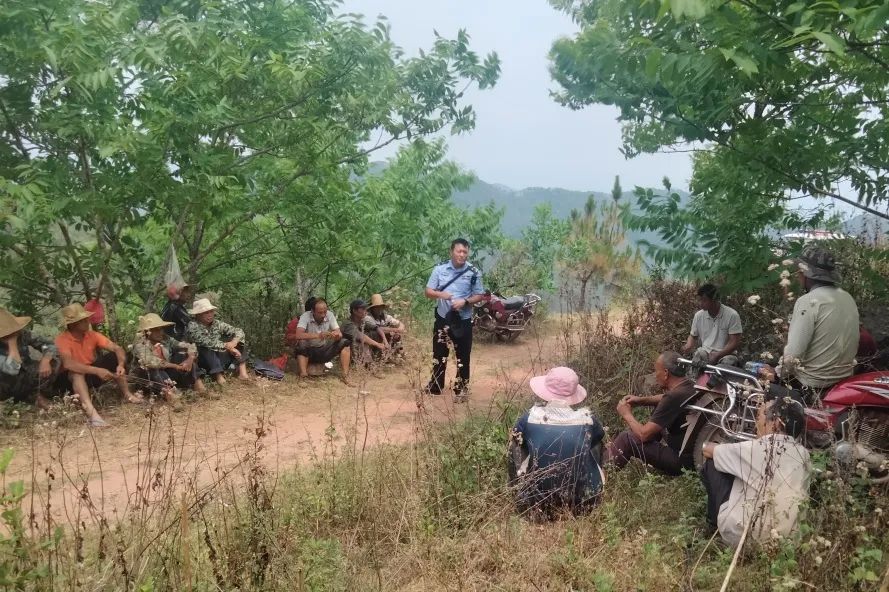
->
[620, 395, 641, 406]
[616, 399, 632, 418]
[702, 442, 717, 459]
[225, 340, 241, 359]
[451, 298, 466, 311]
[439, 291, 453, 301]
[95, 368, 115, 382]
[182, 355, 195, 371]
[38, 356, 52, 379]
[115, 364, 127, 377]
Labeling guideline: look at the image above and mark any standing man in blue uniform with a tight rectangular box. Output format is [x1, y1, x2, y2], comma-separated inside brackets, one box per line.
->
[424, 238, 485, 402]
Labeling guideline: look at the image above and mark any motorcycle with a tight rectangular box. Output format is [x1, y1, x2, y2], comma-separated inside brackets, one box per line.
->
[473, 291, 542, 342]
[676, 359, 889, 483]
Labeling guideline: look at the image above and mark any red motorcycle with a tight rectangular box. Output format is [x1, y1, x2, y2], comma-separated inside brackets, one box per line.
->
[678, 360, 889, 483]
[473, 292, 541, 342]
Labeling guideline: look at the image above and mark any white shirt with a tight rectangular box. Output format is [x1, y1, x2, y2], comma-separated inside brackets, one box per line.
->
[714, 434, 810, 548]
[690, 305, 743, 355]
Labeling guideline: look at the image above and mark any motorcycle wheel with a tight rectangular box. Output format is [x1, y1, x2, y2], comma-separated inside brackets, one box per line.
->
[693, 419, 740, 472]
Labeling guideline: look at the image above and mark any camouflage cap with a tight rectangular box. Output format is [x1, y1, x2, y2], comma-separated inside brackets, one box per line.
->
[798, 245, 840, 284]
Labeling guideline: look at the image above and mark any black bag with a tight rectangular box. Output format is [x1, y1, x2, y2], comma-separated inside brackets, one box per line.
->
[252, 360, 285, 381]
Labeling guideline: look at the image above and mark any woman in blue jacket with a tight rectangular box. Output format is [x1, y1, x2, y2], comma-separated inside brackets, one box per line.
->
[508, 366, 605, 518]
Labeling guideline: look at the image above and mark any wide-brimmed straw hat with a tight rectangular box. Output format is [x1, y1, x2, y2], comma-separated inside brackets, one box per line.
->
[138, 313, 174, 332]
[368, 294, 388, 310]
[60, 303, 93, 327]
[188, 298, 217, 315]
[0, 308, 31, 340]
[529, 367, 587, 406]
[798, 245, 841, 284]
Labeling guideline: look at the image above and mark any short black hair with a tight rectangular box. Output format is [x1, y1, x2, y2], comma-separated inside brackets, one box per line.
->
[349, 299, 367, 314]
[697, 283, 719, 301]
[763, 390, 806, 439]
[304, 296, 317, 312]
[451, 238, 470, 251]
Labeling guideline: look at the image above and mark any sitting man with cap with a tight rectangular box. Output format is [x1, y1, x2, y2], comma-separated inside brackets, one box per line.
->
[508, 366, 605, 518]
[605, 351, 696, 475]
[367, 293, 405, 356]
[340, 299, 388, 366]
[161, 283, 194, 341]
[0, 308, 57, 409]
[133, 313, 206, 409]
[55, 303, 143, 427]
[780, 245, 859, 401]
[185, 298, 250, 385]
[286, 297, 352, 384]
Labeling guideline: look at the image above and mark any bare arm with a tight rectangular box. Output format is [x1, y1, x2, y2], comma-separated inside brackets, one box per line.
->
[292, 326, 339, 341]
[425, 287, 452, 300]
[59, 351, 104, 376]
[711, 333, 741, 362]
[682, 335, 696, 354]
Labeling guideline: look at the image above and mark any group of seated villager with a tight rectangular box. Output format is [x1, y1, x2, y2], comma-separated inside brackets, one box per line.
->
[285, 294, 404, 385]
[507, 247, 867, 549]
[0, 284, 251, 426]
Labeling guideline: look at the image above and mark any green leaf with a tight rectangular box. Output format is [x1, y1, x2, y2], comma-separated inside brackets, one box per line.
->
[0, 448, 12, 474]
[812, 31, 846, 55]
[730, 53, 758, 75]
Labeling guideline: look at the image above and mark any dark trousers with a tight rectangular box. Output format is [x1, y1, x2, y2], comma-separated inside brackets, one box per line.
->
[701, 458, 734, 527]
[607, 430, 690, 476]
[196, 344, 246, 376]
[139, 352, 199, 393]
[56, 351, 119, 391]
[0, 364, 41, 404]
[294, 339, 350, 363]
[428, 312, 473, 394]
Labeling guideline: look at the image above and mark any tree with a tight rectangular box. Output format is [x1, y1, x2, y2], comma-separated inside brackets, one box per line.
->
[560, 177, 641, 310]
[549, 0, 889, 285]
[0, 0, 500, 334]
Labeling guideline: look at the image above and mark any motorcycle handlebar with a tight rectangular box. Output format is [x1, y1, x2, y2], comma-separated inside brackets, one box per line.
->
[678, 357, 768, 390]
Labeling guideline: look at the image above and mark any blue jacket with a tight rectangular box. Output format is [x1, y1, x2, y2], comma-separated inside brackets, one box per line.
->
[508, 402, 605, 514]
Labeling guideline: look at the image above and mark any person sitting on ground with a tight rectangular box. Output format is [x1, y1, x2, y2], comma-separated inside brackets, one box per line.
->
[286, 298, 352, 383]
[185, 298, 250, 385]
[341, 299, 388, 366]
[132, 313, 206, 409]
[780, 245, 859, 400]
[682, 283, 743, 365]
[0, 308, 57, 409]
[161, 283, 194, 341]
[605, 351, 695, 475]
[701, 391, 811, 548]
[367, 293, 405, 356]
[508, 367, 605, 518]
[55, 303, 144, 427]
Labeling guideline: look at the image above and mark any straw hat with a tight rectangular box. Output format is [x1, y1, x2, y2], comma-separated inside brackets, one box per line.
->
[529, 367, 587, 406]
[368, 294, 388, 310]
[188, 298, 217, 315]
[138, 313, 174, 333]
[60, 303, 93, 327]
[0, 308, 31, 340]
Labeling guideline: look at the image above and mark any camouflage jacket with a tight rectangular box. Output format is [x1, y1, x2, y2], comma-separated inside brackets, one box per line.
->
[132, 335, 196, 369]
[185, 319, 245, 351]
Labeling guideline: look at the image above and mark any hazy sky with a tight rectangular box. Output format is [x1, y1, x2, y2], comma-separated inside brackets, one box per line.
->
[341, 0, 694, 192]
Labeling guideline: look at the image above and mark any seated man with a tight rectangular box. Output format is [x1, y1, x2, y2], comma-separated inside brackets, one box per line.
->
[340, 299, 388, 365]
[682, 284, 743, 365]
[508, 367, 605, 517]
[133, 313, 206, 409]
[185, 298, 250, 385]
[55, 303, 144, 427]
[286, 298, 352, 383]
[781, 246, 859, 399]
[367, 293, 405, 356]
[0, 308, 57, 409]
[701, 391, 810, 548]
[605, 351, 695, 475]
[161, 283, 193, 341]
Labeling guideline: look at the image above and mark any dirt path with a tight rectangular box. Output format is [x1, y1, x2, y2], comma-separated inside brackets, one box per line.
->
[2, 328, 560, 523]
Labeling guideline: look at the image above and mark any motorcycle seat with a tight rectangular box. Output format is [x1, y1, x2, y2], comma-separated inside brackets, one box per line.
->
[502, 296, 526, 310]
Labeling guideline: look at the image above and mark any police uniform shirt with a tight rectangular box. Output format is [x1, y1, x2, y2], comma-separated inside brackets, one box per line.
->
[426, 260, 485, 321]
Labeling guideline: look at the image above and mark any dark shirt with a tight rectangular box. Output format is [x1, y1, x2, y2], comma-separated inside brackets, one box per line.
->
[161, 299, 191, 341]
[0, 330, 55, 376]
[649, 380, 696, 455]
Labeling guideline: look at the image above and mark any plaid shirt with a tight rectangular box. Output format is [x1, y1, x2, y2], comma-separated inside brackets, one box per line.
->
[133, 335, 196, 369]
[185, 319, 245, 351]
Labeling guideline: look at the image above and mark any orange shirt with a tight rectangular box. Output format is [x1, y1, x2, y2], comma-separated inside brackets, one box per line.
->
[55, 330, 112, 367]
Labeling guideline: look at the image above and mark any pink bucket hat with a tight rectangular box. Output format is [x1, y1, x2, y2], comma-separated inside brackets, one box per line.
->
[529, 367, 587, 405]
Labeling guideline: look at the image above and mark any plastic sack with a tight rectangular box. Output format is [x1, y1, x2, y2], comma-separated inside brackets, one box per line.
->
[83, 298, 105, 325]
[164, 244, 187, 290]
